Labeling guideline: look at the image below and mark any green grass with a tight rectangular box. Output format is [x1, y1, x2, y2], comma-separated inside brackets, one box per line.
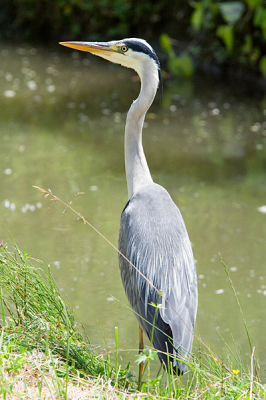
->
[0, 229, 266, 398]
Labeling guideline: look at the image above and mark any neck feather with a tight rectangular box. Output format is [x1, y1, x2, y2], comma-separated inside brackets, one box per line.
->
[125, 62, 159, 198]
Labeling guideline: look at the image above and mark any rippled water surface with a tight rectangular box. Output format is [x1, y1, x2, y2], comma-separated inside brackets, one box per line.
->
[1, 43, 266, 372]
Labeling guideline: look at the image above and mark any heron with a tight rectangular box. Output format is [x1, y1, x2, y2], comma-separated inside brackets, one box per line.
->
[60, 38, 198, 378]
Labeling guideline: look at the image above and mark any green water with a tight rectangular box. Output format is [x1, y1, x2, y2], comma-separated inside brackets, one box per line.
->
[1, 43, 266, 371]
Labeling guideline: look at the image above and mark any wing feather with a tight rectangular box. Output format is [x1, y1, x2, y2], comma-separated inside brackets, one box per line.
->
[118, 182, 198, 373]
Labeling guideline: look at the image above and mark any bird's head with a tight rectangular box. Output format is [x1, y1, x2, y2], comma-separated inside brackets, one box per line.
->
[60, 38, 161, 87]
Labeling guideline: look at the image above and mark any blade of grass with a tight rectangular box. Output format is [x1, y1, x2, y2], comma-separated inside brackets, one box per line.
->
[219, 255, 258, 376]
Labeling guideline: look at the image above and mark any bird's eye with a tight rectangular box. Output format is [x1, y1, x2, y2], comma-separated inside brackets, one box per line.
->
[121, 46, 128, 53]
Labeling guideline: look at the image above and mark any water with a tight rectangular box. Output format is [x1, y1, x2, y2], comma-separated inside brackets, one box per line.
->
[1, 43, 266, 372]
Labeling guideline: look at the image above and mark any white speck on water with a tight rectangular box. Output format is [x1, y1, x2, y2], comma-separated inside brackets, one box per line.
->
[256, 144, 263, 150]
[36, 202, 42, 209]
[3, 199, 16, 211]
[67, 102, 75, 109]
[73, 277, 78, 281]
[212, 108, 220, 115]
[170, 105, 177, 112]
[79, 113, 88, 122]
[102, 108, 110, 115]
[215, 289, 224, 294]
[193, 192, 199, 198]
[106, 297, 114, 302]
[27, 80, 37, 90]
[198, 274, 205, 279]
[247, 293, 251, 298]
[3, 199, 10, 208]
[202, 283, 206, 288]
[21, 203, 36, 213]
[75, 305, 80, 309]
[90, 186, 98, 191]
[4, 168, 12, 175]
[53, 261, 61, 269]
[5, 73, 13, 81]
[18, 145, 25, 153]
[4, 90, 16, 98]
[258, 205, 266, 214]
[47, 85, 55, 92]
[211, 258, 216, 262]
[230, 267, 237, 272]
[263, 290, 266, 296]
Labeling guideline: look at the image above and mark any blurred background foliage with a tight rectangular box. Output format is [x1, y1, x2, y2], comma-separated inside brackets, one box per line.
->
[1, 0, 266, 78]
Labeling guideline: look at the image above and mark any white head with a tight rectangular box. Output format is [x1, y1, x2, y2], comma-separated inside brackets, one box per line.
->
[60, 38, 161, 89]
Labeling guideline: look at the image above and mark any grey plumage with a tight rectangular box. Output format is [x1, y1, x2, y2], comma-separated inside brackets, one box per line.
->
[119, 182, 197, 373]
[60, 37, 198, 374]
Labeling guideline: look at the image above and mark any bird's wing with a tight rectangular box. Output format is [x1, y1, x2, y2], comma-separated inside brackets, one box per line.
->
[118, 183, 198, 371]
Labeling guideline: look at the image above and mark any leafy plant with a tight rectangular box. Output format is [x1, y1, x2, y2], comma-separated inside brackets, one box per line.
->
[160, 33, 194, 78]
[190, 0, 266, 76]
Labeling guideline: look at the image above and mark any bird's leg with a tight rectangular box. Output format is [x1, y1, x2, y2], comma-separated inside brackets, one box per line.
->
[138, 325, 144, 383]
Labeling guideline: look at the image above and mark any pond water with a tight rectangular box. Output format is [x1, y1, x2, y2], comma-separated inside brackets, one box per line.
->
[1, 43, 266, 374]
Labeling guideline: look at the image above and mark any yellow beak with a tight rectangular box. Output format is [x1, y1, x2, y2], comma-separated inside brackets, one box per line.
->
[59, 41, 115, 57]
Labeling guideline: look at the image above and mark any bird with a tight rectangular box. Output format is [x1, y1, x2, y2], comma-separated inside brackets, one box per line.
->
[60, 38, 198, 377]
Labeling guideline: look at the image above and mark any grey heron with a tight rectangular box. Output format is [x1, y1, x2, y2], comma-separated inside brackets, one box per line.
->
[60, 38, 198, 377]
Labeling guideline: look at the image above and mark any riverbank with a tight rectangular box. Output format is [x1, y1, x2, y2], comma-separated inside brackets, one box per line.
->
[1, 241, 265, 399]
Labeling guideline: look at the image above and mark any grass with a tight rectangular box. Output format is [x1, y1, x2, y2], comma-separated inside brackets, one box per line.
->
[0, 189, 266, 398]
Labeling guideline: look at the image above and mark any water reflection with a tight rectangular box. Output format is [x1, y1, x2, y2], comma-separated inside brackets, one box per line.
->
[1, 43, 266, 372]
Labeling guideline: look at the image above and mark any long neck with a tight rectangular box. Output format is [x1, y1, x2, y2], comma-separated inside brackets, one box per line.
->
[125, 67, 158, 198]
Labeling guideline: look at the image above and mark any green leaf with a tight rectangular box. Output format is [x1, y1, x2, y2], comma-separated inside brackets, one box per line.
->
[148, 376, 163, 385]
[253, 6, 266, 39]
[259, 55, 266, 77]
[168, 53, 194, 78]
[160, 34, 174, 58]
[218, 2, 245, 24]
[216, 24, 234, 52]
[242, 34, 253, 54]
[244, 0, 262, 8]
[136, 348, 157, 364]
[191, 2, 204, 31]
